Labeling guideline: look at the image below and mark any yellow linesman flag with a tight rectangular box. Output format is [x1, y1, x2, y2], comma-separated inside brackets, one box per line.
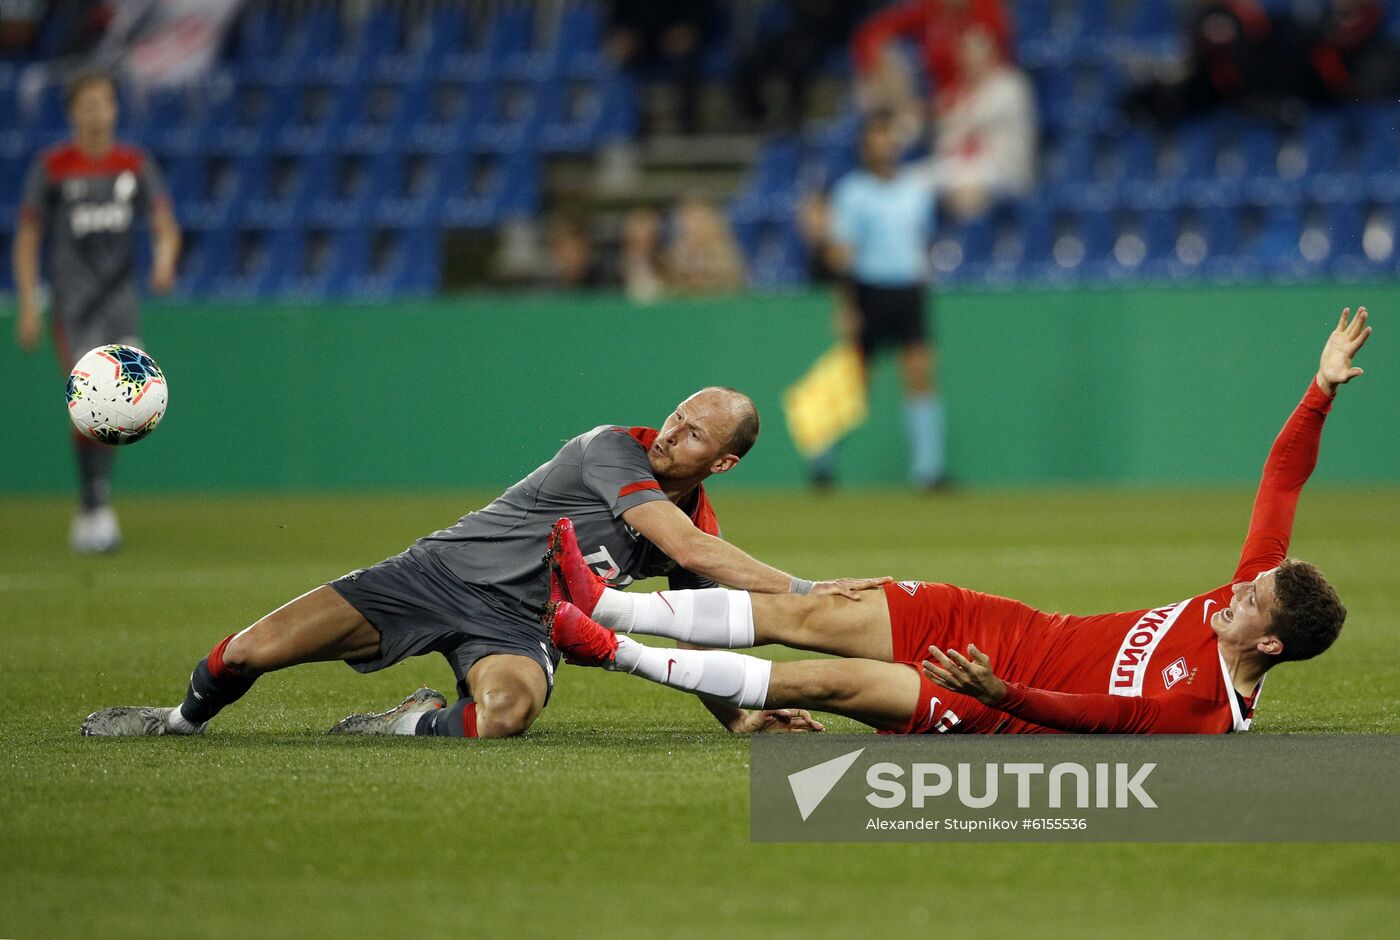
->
[783, 344, 868, 457]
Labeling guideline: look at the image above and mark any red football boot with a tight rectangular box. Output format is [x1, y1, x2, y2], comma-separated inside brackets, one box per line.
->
[545, 601, 619, 668]
[544, 517, 606, 616]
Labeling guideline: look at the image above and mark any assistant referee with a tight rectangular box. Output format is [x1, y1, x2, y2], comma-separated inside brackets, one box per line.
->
[820, 111, 944, 489]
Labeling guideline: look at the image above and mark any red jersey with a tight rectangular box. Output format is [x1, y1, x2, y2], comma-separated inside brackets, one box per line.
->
[891, 380, 1335, 734]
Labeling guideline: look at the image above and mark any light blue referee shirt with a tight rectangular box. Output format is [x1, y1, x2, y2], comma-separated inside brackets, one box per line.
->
[828, 167, 936, 286]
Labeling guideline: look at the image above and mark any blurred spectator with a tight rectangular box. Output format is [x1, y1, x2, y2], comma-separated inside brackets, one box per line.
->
[663, 196, 746, 294]
[606, 0, 716, 134]
[1123, 1, 1280, 122]
[817, 113, 944, 490]
[852, 0, 1013, 141]
[928, 25, 1036, 221]
[1124, 0, 1400, 123]
[733, 0, 868, 134]
[541, 215, 607, 290]
[621, 206, 665, 302]
[0, 0, 45, 56]
[1284, 0, 1400, 102]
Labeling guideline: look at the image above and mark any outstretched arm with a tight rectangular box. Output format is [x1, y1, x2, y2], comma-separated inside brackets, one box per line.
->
[623, 499, 890, 599]
[1234, 307, 1371, 580]
[922, 646, 1223, 734]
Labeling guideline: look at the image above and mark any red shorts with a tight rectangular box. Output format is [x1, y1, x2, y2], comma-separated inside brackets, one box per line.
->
[882, 581, 1054, 735]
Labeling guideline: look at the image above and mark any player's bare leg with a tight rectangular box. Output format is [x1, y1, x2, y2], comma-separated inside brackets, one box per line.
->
[81, 585, 385, 737]
[409, 653, 550, 739]
[749, 592, 894, 660]
[766, 659, 922, 731]
[222, 586, 381, 672]
[549, 601, 919, 731]
[470, 654, 548, 737]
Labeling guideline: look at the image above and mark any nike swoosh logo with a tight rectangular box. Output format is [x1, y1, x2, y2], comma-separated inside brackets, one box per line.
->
[1203, 599, 1218, 622]
[665, 658, 678, 682]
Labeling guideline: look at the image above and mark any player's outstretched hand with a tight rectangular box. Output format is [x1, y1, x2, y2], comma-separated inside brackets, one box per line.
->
[811, 577, 893, 600]
[922, 644, 1008, 706]
[1317, 306, 1371, 396]
[726, 708, 826, 734]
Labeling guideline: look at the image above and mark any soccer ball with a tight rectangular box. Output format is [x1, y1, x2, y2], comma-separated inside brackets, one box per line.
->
[66, 344, 168, 446]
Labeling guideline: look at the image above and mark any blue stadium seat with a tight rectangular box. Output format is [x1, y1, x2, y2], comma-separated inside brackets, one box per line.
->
[440, 7, 535, 82]
[1320, 200, 1366, 262]
[410, 80, 497, 153]
[342, 78, 433, 153]
[737, 215, 808, 289]
[373, 7, 470, 82]
[1038, 130, 1096, 202]
[172, 223, 234, 296]
[344, 8, 403, 73]
[470, 81, 547, 151]
[551, 4, 609, 78]
[538, 77, 638, 152]
[233, 4, 284, 60]
[1119, 0, 1177, 47]
[1247, 204, 1302, 268]
[234, 7, 341, 83]
[438, 152, 541, 227]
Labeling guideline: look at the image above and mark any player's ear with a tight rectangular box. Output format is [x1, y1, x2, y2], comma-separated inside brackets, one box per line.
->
[1258, 637, 1283, 657]
[710, 454, 740, 475]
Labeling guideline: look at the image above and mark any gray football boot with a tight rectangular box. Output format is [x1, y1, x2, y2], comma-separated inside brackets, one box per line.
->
[81, 706, 205, 736]
[327, 687, 447, 735]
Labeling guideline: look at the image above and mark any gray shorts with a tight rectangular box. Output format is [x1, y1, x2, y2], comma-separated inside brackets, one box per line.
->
[53, 294, 142, 370]
[328, 547, 559, 704]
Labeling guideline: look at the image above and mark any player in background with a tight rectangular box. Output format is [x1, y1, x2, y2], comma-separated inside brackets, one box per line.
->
[81, 387, 887, 740]
[547, 309, 1370, 734]
[13, 68, 181, 553]
[811, 112, 944, 490]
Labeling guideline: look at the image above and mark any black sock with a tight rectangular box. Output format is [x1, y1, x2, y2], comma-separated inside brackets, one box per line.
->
[179, 634, 258, 724]
[416, 698, 478, 737]
[75, 440, 115, 510]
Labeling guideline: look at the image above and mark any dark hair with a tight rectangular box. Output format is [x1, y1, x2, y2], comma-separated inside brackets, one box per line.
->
[706, 386, 760, 458]
[65, 68, 115, 107]
[1269, 559, 1346, 662]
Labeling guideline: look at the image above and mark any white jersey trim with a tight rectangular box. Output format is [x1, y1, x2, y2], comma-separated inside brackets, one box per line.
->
[1219, 648, 1265, 732]
[1108, 599, 1191, 697]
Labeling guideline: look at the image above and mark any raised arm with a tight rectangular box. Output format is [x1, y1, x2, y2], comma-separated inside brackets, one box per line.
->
[1234, 307, 1371, 580]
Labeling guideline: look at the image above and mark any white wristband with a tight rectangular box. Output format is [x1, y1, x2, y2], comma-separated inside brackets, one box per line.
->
[790, 577, 815, 595]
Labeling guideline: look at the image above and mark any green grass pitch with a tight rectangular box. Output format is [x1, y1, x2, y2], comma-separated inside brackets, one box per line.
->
[2, 487, 1398, 938]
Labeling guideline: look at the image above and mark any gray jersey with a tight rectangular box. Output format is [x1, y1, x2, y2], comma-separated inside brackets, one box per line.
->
[20, 141, 169, 329]
[414, 425, 720, 615]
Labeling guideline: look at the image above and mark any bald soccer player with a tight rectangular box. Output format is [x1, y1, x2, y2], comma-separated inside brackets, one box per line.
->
[81, 387, 887, 739]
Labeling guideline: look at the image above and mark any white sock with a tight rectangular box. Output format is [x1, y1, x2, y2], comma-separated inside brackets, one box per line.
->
[613, 636, 770, 708]
[593, 588, 755, 648]
[166, 706, 203, 734]
[391, 709, 426, 735]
